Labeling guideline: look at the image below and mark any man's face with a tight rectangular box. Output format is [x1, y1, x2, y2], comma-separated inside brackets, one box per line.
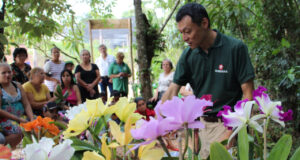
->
[99, 46, 107, 55]
[177, 15, 209, 49]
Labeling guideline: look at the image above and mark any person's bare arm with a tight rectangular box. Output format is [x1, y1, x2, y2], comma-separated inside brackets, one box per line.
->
[110, 73, 122, 79]
[88, 69, 101, 89]
[0, 90, 27, 123]
[18, 83, 34, 121]
[44, 75, 60, 83]
[75, 72, 88, 89]
[241, 79, 254, 100]
[74, 85, 82, 105]
[161, 83, 181, 103]
[150, 88, 159, 102]
[26, 92, 47, 110]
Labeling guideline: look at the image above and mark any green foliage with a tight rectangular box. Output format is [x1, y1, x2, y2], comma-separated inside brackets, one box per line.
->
[290, 147, 300, 160]
[210, 142, 233, 160]
[238, 126, 249, 160]
[54, 85, 69, 104]
[267, 134, 292, 160]
[70, 137, 100, 152]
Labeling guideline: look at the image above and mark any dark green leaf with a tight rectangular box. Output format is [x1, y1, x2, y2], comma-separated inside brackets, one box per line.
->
[210, 142, 233, 160]
[281, 38, 290, 48]
[238, 126, 249, 160]
[0, 21, 9, 28]
[290, 146, 300, 160]
[94, 118, 105, 135]
[267, 134, 292, 160]
[21, 23, 33, 34]
[0, 34, 8, 44]
[272, 48, 281, 55]
[70, 137, 100, 152]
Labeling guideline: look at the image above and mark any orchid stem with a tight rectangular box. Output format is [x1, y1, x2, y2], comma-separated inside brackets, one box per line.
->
[192, 129, 195, 160]
[101, 116, 108, 130]
[183, 124, 189, 158]
[263, 118, 270, 160]
[88, 128, 101, 145]
[123, 145, 126, 160]
[158, 136, 172, 158]
[179, 131, 183, 160]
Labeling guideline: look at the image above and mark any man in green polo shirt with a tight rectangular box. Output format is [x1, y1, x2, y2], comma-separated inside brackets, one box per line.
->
[161, 3, 255, 158]
[108, 52, 131, 97]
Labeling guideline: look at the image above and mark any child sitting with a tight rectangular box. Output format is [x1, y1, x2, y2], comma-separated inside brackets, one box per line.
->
[134, 97, 155, 121]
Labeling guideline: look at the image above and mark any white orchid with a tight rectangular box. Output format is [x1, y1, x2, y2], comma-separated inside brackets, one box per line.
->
[217, 99, 263, 142]
[253, 86, 293, 127]
[65, 103, 87, 120]
[24, 137, 75, 160]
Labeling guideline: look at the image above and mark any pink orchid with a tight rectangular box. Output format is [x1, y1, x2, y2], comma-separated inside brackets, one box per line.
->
[253, 86, 293, 126]
[156, 95, 213, 129]
[130, 117, 179, 151]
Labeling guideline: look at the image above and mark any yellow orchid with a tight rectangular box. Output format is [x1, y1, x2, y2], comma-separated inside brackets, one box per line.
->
[86, 98, 117, 118]
[112, 97, 144, 123]
[108, 116, 133, 147]
[63, 110, 90, 138]
[101, 133, 111, 160]
[138, 141, 165, 160]
[82, 151, 105, 160]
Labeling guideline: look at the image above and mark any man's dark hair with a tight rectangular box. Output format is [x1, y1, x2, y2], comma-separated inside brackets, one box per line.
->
[176, 3, 210, 28]
[13, 48, 28, 60]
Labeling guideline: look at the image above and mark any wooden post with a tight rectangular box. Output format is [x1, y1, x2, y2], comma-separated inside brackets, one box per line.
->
[128, 18, 134, 83]
[88, 20, 94, 63]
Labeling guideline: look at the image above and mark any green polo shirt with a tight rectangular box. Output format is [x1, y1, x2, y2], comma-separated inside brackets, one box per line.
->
[108, 62, 131, 94]
[173, 30, 255, 115]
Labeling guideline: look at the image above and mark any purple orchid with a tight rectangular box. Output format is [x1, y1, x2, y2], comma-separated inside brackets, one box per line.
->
[253, 86, 293, 126]
[217, 99, 263, 142]
[156, 95, 213, 129]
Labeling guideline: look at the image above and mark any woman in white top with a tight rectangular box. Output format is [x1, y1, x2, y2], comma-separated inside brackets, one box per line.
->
[44, 47, 65, 96]
[150, 59, 174, 102]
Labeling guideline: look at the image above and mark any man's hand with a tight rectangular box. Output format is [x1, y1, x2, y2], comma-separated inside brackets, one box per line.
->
[217, 129, 233, 149]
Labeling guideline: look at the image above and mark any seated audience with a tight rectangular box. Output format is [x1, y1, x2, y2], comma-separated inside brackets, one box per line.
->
[10, 48, 31, 84]
[23, 67, 52, 116]
[54, 70, 81, 107]
[0, 63, 34, 149]
[134, 97, 155, 121]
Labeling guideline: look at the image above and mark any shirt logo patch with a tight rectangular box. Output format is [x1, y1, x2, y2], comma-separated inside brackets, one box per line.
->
[219, 64, 224, 70]
[215, 64, 228, 73]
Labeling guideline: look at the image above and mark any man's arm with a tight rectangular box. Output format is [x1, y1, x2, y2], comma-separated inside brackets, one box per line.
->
[241, 79, 254, 100]
[161, 83, 181, 103]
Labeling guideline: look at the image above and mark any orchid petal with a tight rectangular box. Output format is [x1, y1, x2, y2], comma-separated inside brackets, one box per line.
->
[82, 151, 105, 160]
[48, 139, 75, 160]
[228, 124, 244, 143]
[188, 121, 205, 129]
[251, 114, 265, 121]
[101, 133, 111, 160]
[249, 120, 263, 133]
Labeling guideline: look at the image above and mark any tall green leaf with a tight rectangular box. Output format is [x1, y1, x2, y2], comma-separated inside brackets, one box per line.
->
[70, 137, 100, 152]
[267, 134, 292, 160]
[290, 146, 300, 160]
[210, 142, 233, 160]
[238, 126, 249, 160]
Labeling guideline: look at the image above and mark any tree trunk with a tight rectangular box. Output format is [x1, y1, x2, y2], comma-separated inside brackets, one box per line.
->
[134, 0, 153, 100]
[0, 1, 6, 61]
